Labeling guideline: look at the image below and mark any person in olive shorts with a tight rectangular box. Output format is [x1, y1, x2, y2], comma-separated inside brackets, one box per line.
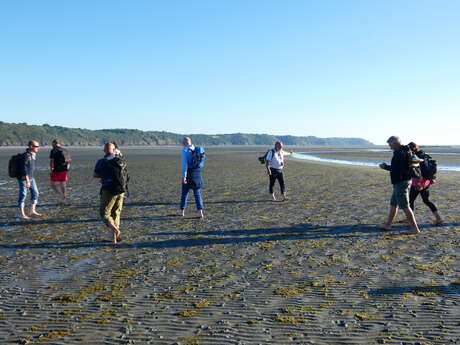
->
[379, 136, 420, 234]
[49, 139, 71, 205]
[94, 142, 124, 244]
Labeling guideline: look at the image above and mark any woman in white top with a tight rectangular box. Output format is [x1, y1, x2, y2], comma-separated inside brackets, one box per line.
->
[265, 141, 293, 201]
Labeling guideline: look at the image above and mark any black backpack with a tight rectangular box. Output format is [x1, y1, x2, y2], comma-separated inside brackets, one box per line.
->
[103, 157, 130, 195]
[258, 149, 275, 164]
[8, 153, 25, 178]
[419, 153, 437, 180]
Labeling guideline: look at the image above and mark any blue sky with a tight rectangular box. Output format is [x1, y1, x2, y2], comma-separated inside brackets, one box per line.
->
[1, 0, 459, 145]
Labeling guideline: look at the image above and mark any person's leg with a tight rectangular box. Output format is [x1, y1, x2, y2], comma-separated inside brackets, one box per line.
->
[18, 179, 29, 219]
[399, 181, 420, 234]
[409, 185, 419, 212]
[402, 207, 420, 234]
[420, 188, 442, 224]
[380, 205, 398, 230]
[180, 183, 190, 216]
[192, 188, 204, 218]
[100, 189, 120, 243]
[277, 171, 287, 200]
[29, 178, 41, 217]
[269, 169, 277, 201]
[111, 193, 124, 239]
[50, 180, 61, 199]
[61, 181, 67, 203]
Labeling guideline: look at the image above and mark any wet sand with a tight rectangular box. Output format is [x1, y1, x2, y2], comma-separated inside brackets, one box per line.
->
[1, 147, 459, 345]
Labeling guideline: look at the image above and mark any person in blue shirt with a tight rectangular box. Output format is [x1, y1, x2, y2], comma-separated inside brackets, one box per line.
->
[180, 137, 204, 219]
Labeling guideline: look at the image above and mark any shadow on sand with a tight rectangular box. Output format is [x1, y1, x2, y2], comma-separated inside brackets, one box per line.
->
[369, 284, 460, 296]
[0, 223, 384, 250]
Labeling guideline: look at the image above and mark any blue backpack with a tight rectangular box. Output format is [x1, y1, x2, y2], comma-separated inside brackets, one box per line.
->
[189, 146, 206, 169]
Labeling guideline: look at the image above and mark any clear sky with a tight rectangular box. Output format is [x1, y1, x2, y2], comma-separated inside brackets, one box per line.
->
[1, 0, 459, 145]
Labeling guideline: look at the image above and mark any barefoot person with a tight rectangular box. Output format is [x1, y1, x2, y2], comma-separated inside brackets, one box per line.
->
[379, 136, 420, 234]
[94, 142, 127, 244]
[408, 142, 443, 225]
[17, 140, 42, 219]
[49, 139, 71, 205]
[265, 141, 293, 201]
[180, 137, 204, 218]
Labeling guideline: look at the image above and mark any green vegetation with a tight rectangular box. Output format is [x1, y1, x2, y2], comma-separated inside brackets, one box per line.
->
[0, 121, 373, 146]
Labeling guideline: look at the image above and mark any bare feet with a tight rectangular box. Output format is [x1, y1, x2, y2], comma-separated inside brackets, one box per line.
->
[29, 211, 42, 217]
[20, 214, 30, 220]
[271, 194, 277, 202]
[406, 228, 421, 235]
[377, 224, 391, 230]
[282, 195, 289, 201]
[112, 229, 121, 244]
[178, 209, 185, 217]
[198, 210, 204, 219]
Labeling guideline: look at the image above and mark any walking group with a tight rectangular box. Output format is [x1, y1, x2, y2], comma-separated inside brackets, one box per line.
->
[8, 135, 442, 243]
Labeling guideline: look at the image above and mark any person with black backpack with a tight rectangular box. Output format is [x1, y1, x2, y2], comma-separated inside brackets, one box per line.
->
[408, 142, 443, 225]
[12, 140, 42, 219]
[49, 139, 71, 205]
[93, 142, 129, 244]
[379, 136, 420, 234]
[180, 137, 205, 219]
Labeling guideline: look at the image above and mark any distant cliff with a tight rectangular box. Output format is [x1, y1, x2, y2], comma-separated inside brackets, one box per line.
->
[0, 122, 374, 146]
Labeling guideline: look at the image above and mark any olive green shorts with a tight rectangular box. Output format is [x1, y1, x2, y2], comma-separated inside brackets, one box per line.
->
[100, 188, 124, 228]
[390, 180, 411, 209]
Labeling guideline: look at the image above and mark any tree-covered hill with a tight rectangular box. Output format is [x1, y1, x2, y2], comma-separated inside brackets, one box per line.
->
[0, 122, 374, 146]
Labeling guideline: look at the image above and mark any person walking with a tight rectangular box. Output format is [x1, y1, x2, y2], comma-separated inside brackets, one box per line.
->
[379, 136, 420, 234]
[265, 141, 293, 201]
[408, 142, 443, 225]
[17, 140, 42, 219]
[180, 137, 204, 219]
[49, 139, 71, 205]
[93, 142, 128, 244]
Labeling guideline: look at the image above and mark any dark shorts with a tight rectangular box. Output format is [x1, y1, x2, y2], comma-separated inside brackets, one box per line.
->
[51, 171, 68, 182]
[390, 180, 410, 209]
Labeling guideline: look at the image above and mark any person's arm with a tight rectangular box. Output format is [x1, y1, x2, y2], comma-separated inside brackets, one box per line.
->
[22, 154, 31, 188]
[265, 150, 273, 175]
[181, 150, 188, 183]
[94, 160, 102, 178]
[282, 149, 294, 156]
[50, 159, 54, 172]
[379, 163, 391, 171]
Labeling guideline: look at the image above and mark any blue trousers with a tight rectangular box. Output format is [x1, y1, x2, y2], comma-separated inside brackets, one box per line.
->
[180, 184, 203, 210]
[18, 177, 39, 206]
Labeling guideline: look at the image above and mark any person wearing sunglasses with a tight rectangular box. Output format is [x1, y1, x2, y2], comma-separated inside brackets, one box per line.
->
[18, 140, 42, 219]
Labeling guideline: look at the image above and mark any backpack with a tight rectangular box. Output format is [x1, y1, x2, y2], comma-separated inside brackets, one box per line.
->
[419, 153, 437, 180]
[103, 157, 130, 195]
[189, 146, 206, 169]
[258, 149, 275, 164]
[8, 153, 25, 178]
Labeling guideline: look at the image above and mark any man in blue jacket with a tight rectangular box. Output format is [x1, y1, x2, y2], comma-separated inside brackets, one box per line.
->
[379, 136, 420, 234]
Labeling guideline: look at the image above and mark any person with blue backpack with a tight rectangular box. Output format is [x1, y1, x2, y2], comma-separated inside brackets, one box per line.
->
[180, 137, 205, 218]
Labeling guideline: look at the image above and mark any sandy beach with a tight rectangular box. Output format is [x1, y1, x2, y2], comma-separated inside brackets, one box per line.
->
[1, 147, 459, 345]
